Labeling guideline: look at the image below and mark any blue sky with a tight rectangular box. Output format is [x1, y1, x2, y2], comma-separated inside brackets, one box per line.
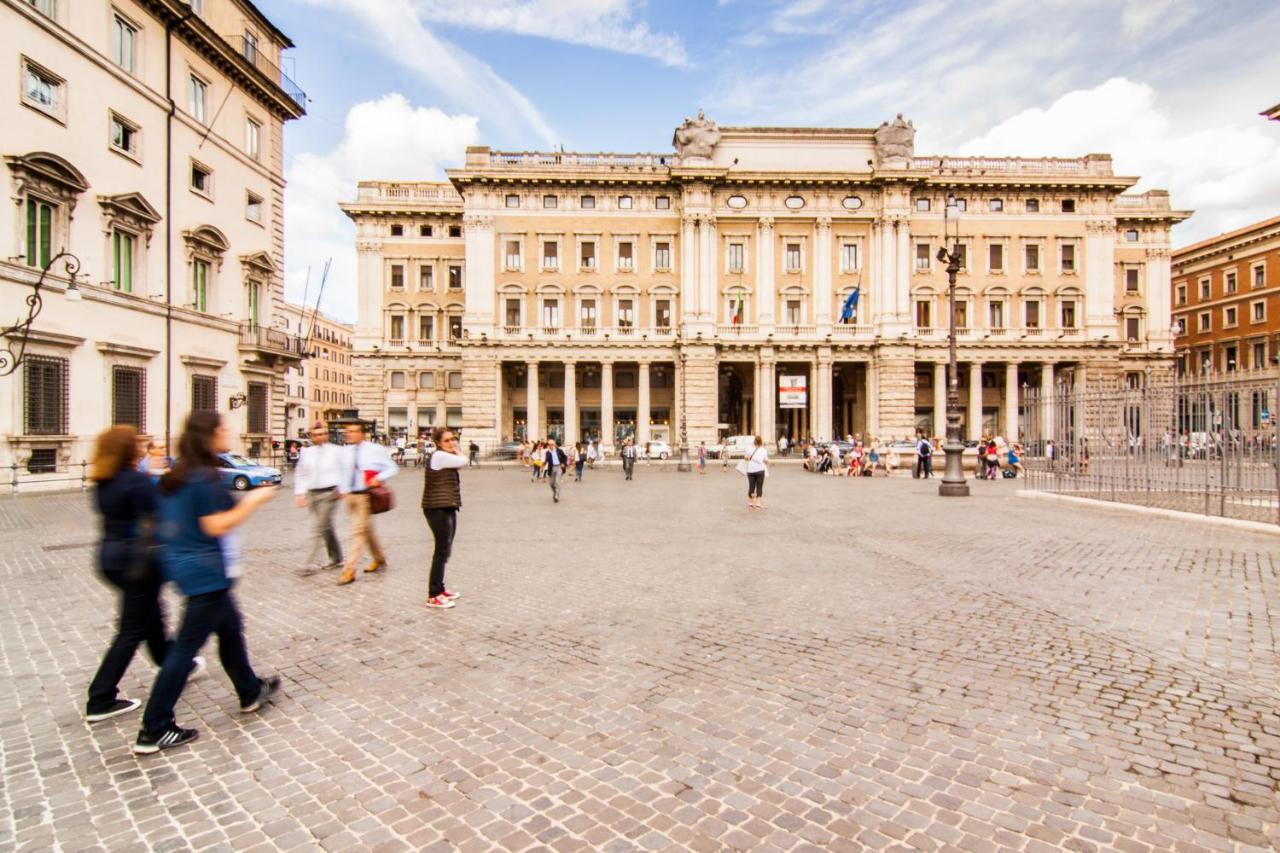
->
[255, 0, 1280, 322]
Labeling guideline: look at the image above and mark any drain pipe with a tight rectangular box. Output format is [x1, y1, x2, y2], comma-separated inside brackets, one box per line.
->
[164, 8, 194, 455]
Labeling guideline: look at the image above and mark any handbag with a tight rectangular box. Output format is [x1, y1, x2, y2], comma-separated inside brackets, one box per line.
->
[354, 446, 395, 515]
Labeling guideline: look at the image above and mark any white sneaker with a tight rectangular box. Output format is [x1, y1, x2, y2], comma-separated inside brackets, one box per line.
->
[190, 656, 207, 680]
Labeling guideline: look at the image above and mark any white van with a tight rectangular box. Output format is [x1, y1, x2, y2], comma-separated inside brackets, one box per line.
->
[721, 435, 757, 459]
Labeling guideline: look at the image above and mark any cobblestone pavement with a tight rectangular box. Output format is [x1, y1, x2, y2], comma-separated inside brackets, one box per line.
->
[2, 464, 1279, 852]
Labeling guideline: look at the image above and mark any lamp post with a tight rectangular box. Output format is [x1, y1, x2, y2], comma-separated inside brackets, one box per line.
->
[1, 250, 82, 376]
[937, 193, 969, 497]
[677, 345, 691, 471]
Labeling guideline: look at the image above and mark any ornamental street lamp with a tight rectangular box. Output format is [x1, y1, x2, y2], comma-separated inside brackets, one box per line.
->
[677, 342, 691, 471]
[936, 193, 969, 497]
[1, 250, 82, 376]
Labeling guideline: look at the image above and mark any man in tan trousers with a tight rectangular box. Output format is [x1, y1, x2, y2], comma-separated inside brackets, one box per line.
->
[337, 422, 398, 585]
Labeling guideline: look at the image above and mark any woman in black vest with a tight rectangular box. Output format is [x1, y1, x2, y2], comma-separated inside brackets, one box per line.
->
[421, 426, 467, 609]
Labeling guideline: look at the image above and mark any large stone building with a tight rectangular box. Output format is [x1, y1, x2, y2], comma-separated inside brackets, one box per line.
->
[1172, 215, 1279, 375]
[1, 0, 304, 484]
[278, 300, 354, 437]
[346, 115, 1188, 451]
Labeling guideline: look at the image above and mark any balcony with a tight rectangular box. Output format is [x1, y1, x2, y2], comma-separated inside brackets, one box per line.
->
[717, 324, 760, 337]
[831, 324, 874, 338]
[239, 323, 300, 363]
[222, 35, 305, 109]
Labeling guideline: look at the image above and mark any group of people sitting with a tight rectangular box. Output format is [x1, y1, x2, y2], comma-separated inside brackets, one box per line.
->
[800, 435, 1027, 479]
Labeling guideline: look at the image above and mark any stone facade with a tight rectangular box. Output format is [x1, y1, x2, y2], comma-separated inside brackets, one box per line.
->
[1, 0, 305, 483]
[277, 301, 354, 438]
[346, 120, 1189, 451]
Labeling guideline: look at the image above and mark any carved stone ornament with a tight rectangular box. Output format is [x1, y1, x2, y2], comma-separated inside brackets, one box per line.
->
[873, 114, 915, 169]
[672, 110, 722, 165]
[1085, 219, 1116, 234]
[463, 213, 494, 230]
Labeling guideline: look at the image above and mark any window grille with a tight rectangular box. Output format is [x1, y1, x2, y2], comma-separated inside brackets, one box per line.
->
[112, 365, 145, 429]
[25, 355, 68, 435]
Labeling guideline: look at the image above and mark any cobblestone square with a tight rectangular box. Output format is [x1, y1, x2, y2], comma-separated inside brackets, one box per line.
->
[2, 464, 1279, 851]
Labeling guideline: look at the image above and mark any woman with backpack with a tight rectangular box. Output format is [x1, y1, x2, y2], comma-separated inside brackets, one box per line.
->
[983, 438, 1000, 479]
[133, 411, 279, 754]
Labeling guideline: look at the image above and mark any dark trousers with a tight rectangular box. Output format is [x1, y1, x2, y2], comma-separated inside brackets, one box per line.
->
[747, 471, 765, 498]
[623, 456, 634, 480]
[142, 588, 259, 733]
[922, 456, 933, 478]
[87, 573, 169, 712]
[307, 489, 343, 565]
[574, 460, 584, 481]
[424, 508, 457, 598]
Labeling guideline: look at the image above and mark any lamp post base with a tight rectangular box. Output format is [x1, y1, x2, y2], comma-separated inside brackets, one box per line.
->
[938, 478, 970, 497]
[938, 441, 969, 497]
[676, 443, 691, 472]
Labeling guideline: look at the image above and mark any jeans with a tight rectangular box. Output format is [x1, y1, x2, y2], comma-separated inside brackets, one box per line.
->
[87, 573, 169, 712]
[548, 466, 562, 501]
[922, 456, 933, 478]
[142, 588, 259, 732]
[424, 508, 457, 598]
[307, 489, 343, 565]
[343, 493, 386, 573]
[574, 461, 584, 481]
[623, 457, 634, 480]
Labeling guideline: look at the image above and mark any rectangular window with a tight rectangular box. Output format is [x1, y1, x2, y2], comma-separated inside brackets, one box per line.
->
[245, 118, 261, 159]
[542, 299, 560, 328]
[988, 243, 1003, 272]
[1024, 300, 1040, 329]
[1125, 268, 1140, 294]
[448, 225, 461, 238]
[192, 374, 217, 412]
[1025, 243, 1040, 272]
[1176, 284, 1186, 305]
[618, 195, 633, 209]
[655, 299, 671, 329]
[580, 195, 595, 209]
[25, 198, 54, 268]
[1125, 229, 1139, 242]
[1252, 300, 1266, 323]
[786, 300, 802, 325]
[618, 241, 634, 270]
[247, 382, 267, 433]
[191, 259, 209, 311]
[505, 298, 521, 328]
[27, 0, 55, 17]
[419, 265, 433, 290]
[915, 243, 931, 271]
[915, 300, 932, 328]
[785, 242, 801, 272]
[110, 113, 139, 157]
[542, 240, 559, 269]
[1060, 244, 1076, 273]
[1026, 199, 1039, 212]
[580, 241, 596, 270]
[1224, 306, 1237, 327]
[840, 243, 859, 273]
[654, 241, 671, 271]
[114, 15, 137, 73]
[505, 194, 520, 208]
[188, 75, 207, 123]
[989, 198, 1003, 212]
[1061, 301, 1077, 329]
[580, 299, 596, 329]
[390, 224, 403, 236]
[1252, 342, 1267, 368]
[1198, 312, 1210, 332]
[112, 230, 135, 292]
[246, 280, 261, 328]
[1199, 279, 1211, 300]
[505, 240, 521, 269]
[618, 299, 634, 328]
[418, 315, 433, 341]
[25, 355, 68, 435]
[246, 192, 263, 223]
[190, 161, 212, 196]
[954, 301, 968, 329]
[727, 242, 744, 273]
[112, 365, 145, 429]
[1225, 271, 1237, 294]
[389, 264, 404, 289]
[916, 198, 930, 212]
[418, 372, 435, 390]
[1061, 199, 1076, 213]
[389, 316, 406, 341]
[390, 371, 405, 389]
[23, 61, 61, 114]
[655, 196, 671, 209]
[542, 194, 558, 209]
[955, 243, 968, 271]
[1125, 317, 1140, 342]
[242, 31, 259, 63]
[1253, 265, 1266, 289]
[988, 300, 1004, 329]
[448, 372, 463, 390]
[448, 265, 462, 289]
[449, 316, 462, 340]
[420, 224, 433, 237]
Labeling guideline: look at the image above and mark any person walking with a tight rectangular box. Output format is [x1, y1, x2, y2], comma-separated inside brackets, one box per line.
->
[530, 440, 544, 481]
[697, 441, 707, 474]
[133, 411, 278, 754]
[573, 442, 586, 482]
[778, 435, 788, 457]
[622, 438, 637, 481]
[337, 421, 398, 586]
[544, 439, 568, 502]
[917, 434, 934, 479]
[85, 426, 204, 723]
[422, 427, 466, 610]
[468, 440, 479, 468]
[586, 439, 598, 469]
[293, 422, 345, 575]
[743, 435, 769, 510]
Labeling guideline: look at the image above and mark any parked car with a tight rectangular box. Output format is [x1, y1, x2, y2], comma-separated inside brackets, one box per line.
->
[720, 435, 757, 459]
[640, 440, 673, 460]
[217, 453, 282, 491]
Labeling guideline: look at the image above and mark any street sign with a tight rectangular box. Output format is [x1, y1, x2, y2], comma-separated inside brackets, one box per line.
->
[1263, 410, 1272, 426]
[779, 375, 807, 408]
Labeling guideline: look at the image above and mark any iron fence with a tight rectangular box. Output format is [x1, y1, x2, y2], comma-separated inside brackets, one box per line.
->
[1020, 368, 1280, 525]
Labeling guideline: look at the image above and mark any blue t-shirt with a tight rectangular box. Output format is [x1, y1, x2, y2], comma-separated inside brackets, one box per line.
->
[157, 470, 235, 596]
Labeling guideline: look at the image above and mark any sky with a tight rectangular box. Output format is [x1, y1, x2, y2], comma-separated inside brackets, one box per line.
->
[256, 0, 1280, 323]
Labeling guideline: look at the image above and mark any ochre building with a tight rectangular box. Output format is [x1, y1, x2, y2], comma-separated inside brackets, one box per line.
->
[344, 116, 1189, 451]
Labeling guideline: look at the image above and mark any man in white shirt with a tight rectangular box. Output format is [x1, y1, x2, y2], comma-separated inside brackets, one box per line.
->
[337, 422, 399, 586]
[293, 422, 345, 573]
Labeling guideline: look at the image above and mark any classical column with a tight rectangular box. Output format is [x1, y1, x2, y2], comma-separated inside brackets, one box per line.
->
[895, 215, 911, 325]
[495, 362, 505, 442]
[968, 361, 983, 440]
[816, 349, 833, 441]
[563, 360, 577, 445]
[1041, 362, 1055, 442]
[933, 361, 947, 438]
[637, 361, 650, 444]
[757, 217, 776, 329]
[681, 214, 698, 324]
[526, 361, 540, 440]
[814, 217, 833, 328]
[1004, 362, 1020, 441]
[601, 361, 614, 450]
[759, 354, 776, 441]
[867, 359, 880, 438]
[699, 215, 717, 323]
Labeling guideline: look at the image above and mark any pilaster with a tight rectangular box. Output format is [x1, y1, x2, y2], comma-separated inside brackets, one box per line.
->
[564, 360, 578, 445]
[526, 360, 540, 440]
[1084, 218, 1117, 338]
[601, 361, 614, 450]
[814, 217, 833, 332]
[873, 346, 915, 440]
[757, 217, 775, 331]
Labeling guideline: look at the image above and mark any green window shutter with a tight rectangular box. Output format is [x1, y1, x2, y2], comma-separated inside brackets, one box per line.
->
[39, 203, 52, 268]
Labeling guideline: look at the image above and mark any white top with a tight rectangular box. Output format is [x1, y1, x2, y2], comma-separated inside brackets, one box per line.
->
[745, 446, 769, 473]
[429, 449, 468, 471]
[294, 442, 345, 495]
[342, 441, 399, 492]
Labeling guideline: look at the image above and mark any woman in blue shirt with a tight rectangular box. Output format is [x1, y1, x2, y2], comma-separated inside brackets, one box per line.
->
[134, 411, 278, 754]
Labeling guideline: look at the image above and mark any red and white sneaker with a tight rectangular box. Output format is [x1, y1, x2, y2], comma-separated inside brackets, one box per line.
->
[440, 589, 461, 601]
[425, 596, 455, 609]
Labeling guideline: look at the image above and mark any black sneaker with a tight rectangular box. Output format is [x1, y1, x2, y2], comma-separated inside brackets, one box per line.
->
[240, 676, 281, 713]
[133, 724, 198, 754]
[85, 698, 140, 723]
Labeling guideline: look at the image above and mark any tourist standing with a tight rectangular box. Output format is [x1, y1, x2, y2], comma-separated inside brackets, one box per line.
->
[531, 440, 544, 481]
[744, 435, 769, 510]
[85, 426, 204, 723]
[778, 435, 788, 457]
[293, 422, 344, 574]
[573, 442, 586, 482]
[468, 440, 479, 467]
[337, 422, 398, 586]
[544, 439, 568, 502]
[697, 441, 707, 474]
[622, 438, 637, 480]
[134, 411, 278, 754]
[917, 434, 934, 479]
[421, 426, 466, 609]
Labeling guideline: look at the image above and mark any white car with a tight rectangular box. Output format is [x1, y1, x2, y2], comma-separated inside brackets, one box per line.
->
[640, 440, 673, 460]
[721, 435, 757, 458]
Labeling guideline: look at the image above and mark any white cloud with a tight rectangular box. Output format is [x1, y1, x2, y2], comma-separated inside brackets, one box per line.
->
[958, 78, 1280, 245]
[412, 0, 688, 67]
[284, 95, 479, 322]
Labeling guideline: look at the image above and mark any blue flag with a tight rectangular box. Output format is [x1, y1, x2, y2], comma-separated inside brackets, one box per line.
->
[839, 287, 860, 322]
